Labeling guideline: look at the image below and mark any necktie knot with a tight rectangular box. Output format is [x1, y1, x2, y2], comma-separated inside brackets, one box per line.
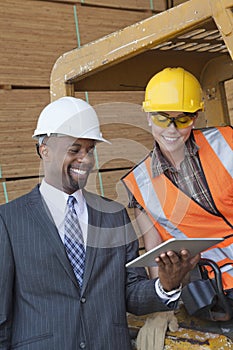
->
[67, 195, 76, 214]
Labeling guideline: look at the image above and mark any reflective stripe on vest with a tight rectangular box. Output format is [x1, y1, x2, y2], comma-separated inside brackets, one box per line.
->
[122, 127, 233, 289]
[133, 161, 187, 239]
[202, 128, 233, 176]
[194, 127, 233, 223]
[202, 243, 233, 263]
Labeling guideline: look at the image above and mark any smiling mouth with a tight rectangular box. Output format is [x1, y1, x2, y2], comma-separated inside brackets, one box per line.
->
[70, 167, 87, 176]
[163, 136, 179, 142]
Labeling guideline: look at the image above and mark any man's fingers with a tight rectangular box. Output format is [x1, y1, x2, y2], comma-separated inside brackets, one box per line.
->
[180, 249, 190, 259]
[180, 250, 200, 267]
[167, 251, 181, 264]
[156, 251, 180, 266]
[190, 253, 200, 267]
[156, 250, 200, 269]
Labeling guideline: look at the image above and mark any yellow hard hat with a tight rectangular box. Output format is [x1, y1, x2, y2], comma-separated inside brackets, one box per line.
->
[143, 67, 204, 113]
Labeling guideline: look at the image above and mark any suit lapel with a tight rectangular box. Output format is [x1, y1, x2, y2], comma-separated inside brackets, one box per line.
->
[81, 190, 102, 292]
[26, 186, 80, 289]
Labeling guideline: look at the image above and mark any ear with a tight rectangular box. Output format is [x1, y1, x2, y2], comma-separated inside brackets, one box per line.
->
[193, 112, 199, 128]
[39, 144, 49, 160]
[147, 113, 152, 126]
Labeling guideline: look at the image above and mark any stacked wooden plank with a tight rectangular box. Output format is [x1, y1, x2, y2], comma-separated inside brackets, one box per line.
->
[43, 0, 186, 11]
[0, 0, 156, 87]
[0, 0, 162, 205]
[46, 0, 170, 11]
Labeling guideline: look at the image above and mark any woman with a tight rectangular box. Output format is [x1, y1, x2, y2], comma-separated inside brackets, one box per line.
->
[122, 67, 233, 291]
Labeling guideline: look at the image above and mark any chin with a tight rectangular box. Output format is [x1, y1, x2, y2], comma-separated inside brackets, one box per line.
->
[71, 179, 87, 192]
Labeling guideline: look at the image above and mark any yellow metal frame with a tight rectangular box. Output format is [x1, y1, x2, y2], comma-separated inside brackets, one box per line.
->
[50, 0, 233, 94]
[50, 0, 233, 125]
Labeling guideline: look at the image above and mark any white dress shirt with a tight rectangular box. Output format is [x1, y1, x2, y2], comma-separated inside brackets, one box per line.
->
[39, 179, 88, 246]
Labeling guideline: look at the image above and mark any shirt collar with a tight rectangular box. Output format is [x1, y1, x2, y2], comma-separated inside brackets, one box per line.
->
[151, 136, 199, 178]
[39, 179, 85, 214]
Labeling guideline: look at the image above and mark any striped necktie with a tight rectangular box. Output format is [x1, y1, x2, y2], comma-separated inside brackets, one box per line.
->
[64, 195, 85, 287]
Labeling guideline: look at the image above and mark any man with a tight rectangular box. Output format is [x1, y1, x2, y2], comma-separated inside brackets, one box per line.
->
[0, 96, 198, 349]
[122, 67, 233, 308]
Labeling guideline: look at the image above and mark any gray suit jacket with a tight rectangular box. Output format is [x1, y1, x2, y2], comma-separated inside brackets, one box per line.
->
[0, 185, 170, 350]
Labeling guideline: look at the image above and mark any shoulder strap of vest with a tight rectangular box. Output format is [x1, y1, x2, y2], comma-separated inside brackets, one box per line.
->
[193, 127, 233, 177]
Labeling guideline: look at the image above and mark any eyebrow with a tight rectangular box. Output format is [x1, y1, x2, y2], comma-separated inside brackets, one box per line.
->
[69, 142, 95, 148]
[157, 112, 188, 118]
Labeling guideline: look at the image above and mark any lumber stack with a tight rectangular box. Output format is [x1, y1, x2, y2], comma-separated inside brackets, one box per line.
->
[0, 0, 232, 207]
[0, 0, 159, 205]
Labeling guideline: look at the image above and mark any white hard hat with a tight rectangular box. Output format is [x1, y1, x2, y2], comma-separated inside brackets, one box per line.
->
[32, 96, 109, 143]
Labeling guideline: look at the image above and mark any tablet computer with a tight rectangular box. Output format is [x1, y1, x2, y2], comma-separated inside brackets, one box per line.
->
[125, 237, 224, 268]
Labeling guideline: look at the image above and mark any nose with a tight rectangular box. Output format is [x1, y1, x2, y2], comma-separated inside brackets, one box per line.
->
[76, 148, 95, 165]
[76, 149, 88, 161]
[167, 121, 177, 130]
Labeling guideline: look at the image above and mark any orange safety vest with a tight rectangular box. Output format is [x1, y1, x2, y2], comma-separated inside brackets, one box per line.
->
[122, 126, 233, 290]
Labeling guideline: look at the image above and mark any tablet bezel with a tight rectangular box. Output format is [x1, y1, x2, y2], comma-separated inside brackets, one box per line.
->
[125, 237, 224, 268]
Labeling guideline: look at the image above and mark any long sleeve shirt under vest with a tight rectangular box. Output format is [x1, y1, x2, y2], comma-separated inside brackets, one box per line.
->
[130, 134, 217, 215]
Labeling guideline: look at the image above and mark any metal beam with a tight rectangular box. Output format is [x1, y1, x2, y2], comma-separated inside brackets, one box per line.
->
[50, 0, 233, 100]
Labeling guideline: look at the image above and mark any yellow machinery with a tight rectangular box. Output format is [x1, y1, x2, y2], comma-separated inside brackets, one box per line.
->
[50, 0, 233, 127]
[50, 0, 233, 348]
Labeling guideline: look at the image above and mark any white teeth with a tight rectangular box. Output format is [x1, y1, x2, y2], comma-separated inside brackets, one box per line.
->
[164, 137, 178, 141]
[71, 168, 86, 175]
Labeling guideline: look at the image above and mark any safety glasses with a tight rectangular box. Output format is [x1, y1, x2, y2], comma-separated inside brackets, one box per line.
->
[150, 112, 197, 129]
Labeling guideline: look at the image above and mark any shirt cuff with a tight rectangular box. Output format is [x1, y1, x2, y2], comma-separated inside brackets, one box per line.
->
[155, 279, 182, 305]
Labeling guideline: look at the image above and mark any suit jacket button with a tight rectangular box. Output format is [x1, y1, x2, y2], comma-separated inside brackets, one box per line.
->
[79, 341, 86, 348]
[80, 297, 86, 303]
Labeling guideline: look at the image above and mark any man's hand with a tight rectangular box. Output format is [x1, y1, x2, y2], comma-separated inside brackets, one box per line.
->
[156, 249, 200, 292]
